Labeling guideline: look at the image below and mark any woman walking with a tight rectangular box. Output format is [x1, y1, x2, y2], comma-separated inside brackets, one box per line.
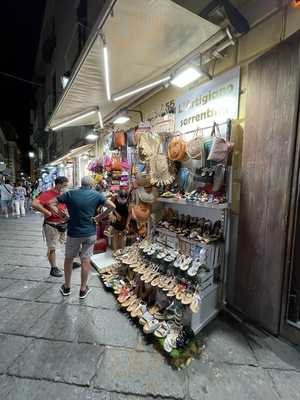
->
[13, 181, 27, 218]
[0, 178, 13, 218]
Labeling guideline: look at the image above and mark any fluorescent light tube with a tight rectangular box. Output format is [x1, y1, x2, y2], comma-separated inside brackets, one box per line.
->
[103, 46, 111, 101]
[113, 116, 130, 124]
[113, 76, 171, 102]
[52, 110, 96, 131]
[171, 67, 202, 88]
[86, 133, 99, 141]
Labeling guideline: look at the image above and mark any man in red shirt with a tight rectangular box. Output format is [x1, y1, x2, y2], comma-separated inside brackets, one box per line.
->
[32, 176, 69, 277]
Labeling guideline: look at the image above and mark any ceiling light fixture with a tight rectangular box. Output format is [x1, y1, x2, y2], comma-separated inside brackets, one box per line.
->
[51, 110, 97, 131]
[113, 115, 130, 125]
[171, 66, 202, 88]
[113, 76, 171, 102]
[103, 45, 111, 101]
[86, 133, 99, 141]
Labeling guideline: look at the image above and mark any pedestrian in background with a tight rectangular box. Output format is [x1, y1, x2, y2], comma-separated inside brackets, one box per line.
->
[0, 178, 13, 218]
[32, 176, 69, 277]
[13, 181, 26, 218]
[49, 176, 115, 299]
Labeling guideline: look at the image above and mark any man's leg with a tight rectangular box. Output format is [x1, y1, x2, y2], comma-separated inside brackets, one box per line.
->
[64, 257, 74, 289]
[44, 225, 63, 277]
[62, 236, 80, 291]
[81, 257, 91, 291]
[20, 199, 25, 216]
[15, 200, 20, 218]
[79, 235, 96, 298]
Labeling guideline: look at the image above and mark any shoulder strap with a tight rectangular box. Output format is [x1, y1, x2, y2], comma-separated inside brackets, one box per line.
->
[3, 184, 13, 196]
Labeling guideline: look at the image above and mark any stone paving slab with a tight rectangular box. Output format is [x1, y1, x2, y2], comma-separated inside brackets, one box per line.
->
[0, 334, 32, 373]
[0, 265, 52, 280]
[245, 325, 300, 371]
[77, 307, 139, 348]
[0, 376, 111, 400]
[0, 247, 50, 257]
[0, 280, 51, 301]
[0, 240, 45, 249]
[94, 347, 186, 398]
[188, 360, 280, 400]
[9, 339, 105, 386]
[0, 278, 15, 290]
[199, 317, 258, 365]
[0, 298, 51, 336]
[29, 304, 80, 342]
[268, 369, 300, 400]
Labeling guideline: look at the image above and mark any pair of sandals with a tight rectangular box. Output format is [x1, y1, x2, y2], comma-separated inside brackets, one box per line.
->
[173, 255, 193, 271]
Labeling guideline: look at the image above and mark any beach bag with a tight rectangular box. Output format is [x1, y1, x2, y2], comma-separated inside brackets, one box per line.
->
[187, 129, 204, 160]
[149, 153, 174, 186]
[111, 155, 122, 171]
[127, 128, 138, 147]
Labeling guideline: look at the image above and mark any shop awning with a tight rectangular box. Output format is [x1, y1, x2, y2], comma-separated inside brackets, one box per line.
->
[47, 0, 221, 130]
[48, 144, 95, 166]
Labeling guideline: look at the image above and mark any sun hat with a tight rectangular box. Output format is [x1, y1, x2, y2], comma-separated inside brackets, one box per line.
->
[137, 187, 156, 204]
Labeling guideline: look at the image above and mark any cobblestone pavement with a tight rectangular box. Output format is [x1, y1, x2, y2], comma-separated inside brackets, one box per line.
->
[0, 213, 300, 400]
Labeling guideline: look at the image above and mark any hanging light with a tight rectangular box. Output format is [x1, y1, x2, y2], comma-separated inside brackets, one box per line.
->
[171, 66, 202, 88]
[103, 45, 111, 101]
[112, 76, 171, 102]
[51, 110, 97, 131]
[28, 151, 35, 158]
[113, 110, 130, 125]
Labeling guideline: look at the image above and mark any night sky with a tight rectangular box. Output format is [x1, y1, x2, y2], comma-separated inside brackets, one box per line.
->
[0, 1, 46, 169]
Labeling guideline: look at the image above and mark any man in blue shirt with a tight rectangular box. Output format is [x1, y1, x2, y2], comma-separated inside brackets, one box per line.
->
[49, 176, 115, 299]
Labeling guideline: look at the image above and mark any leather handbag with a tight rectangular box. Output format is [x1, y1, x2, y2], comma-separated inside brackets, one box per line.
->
[111, 155, 122, 171]
[114, 131, 126, 148]
[187, 129, 204, 161]
[127, 128, 138, 147]
[167, 136, 187, 161]
[207, 122, 234, 164]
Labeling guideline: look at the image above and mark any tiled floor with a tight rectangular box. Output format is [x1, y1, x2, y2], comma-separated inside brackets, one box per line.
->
[0, 213, 300, 399]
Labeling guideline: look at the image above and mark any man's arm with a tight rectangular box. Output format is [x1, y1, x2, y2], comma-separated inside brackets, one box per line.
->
[48, 197, 69, 220]
[32, 197, 52, 218]
[94, 199, 116, 222]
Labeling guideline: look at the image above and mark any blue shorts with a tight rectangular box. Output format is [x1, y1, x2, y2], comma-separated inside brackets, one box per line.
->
[1, 200, 12, 208]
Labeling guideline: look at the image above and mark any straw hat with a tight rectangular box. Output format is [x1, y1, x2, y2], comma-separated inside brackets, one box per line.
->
[137, 187, 156, 204]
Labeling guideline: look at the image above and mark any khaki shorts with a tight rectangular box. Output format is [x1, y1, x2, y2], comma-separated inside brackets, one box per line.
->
[65, 235, 96, 260]
[43, 224, 65, 251]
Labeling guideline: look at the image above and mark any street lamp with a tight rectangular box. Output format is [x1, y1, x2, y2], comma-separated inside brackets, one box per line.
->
[28, 151, 35, 158]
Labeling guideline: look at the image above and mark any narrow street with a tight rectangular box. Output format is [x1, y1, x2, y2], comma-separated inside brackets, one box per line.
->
[0, 214, 298, 399]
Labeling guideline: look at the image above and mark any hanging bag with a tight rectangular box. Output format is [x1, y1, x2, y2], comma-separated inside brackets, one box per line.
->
[207, 121, 234, 164]
[111, 155, 122, 171]
[127, 128, 137, 147]
[187, 128, 204, 160]
[114, 130, 126, 148]
[167, 136, 187, 161]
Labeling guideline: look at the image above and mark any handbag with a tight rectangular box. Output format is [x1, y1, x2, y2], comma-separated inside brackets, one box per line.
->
[167, 136, 187, 161]
[111, 155, 122, 171]
[207, 122, 234, 164]
[187, 129, 204, 161]
[114, 131, 126, 148]
[127, 128, 138, 147]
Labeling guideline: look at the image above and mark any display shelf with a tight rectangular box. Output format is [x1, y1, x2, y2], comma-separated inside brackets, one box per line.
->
[158, 197, 229, 210]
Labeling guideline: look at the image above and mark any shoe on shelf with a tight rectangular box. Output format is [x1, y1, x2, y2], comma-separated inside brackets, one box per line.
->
[60, 284, 71, 296]
[79, 286, 91, 299]
[50, 267, 63, 277]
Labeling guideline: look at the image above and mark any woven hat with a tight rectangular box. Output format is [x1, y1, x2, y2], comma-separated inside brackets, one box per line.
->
[137, 187, 156, 204]
[136, 172, 151, 188]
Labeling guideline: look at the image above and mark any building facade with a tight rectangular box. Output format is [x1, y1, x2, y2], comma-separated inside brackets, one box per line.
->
[31, 0, 104, 172]
[0, 124, 21, 182]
